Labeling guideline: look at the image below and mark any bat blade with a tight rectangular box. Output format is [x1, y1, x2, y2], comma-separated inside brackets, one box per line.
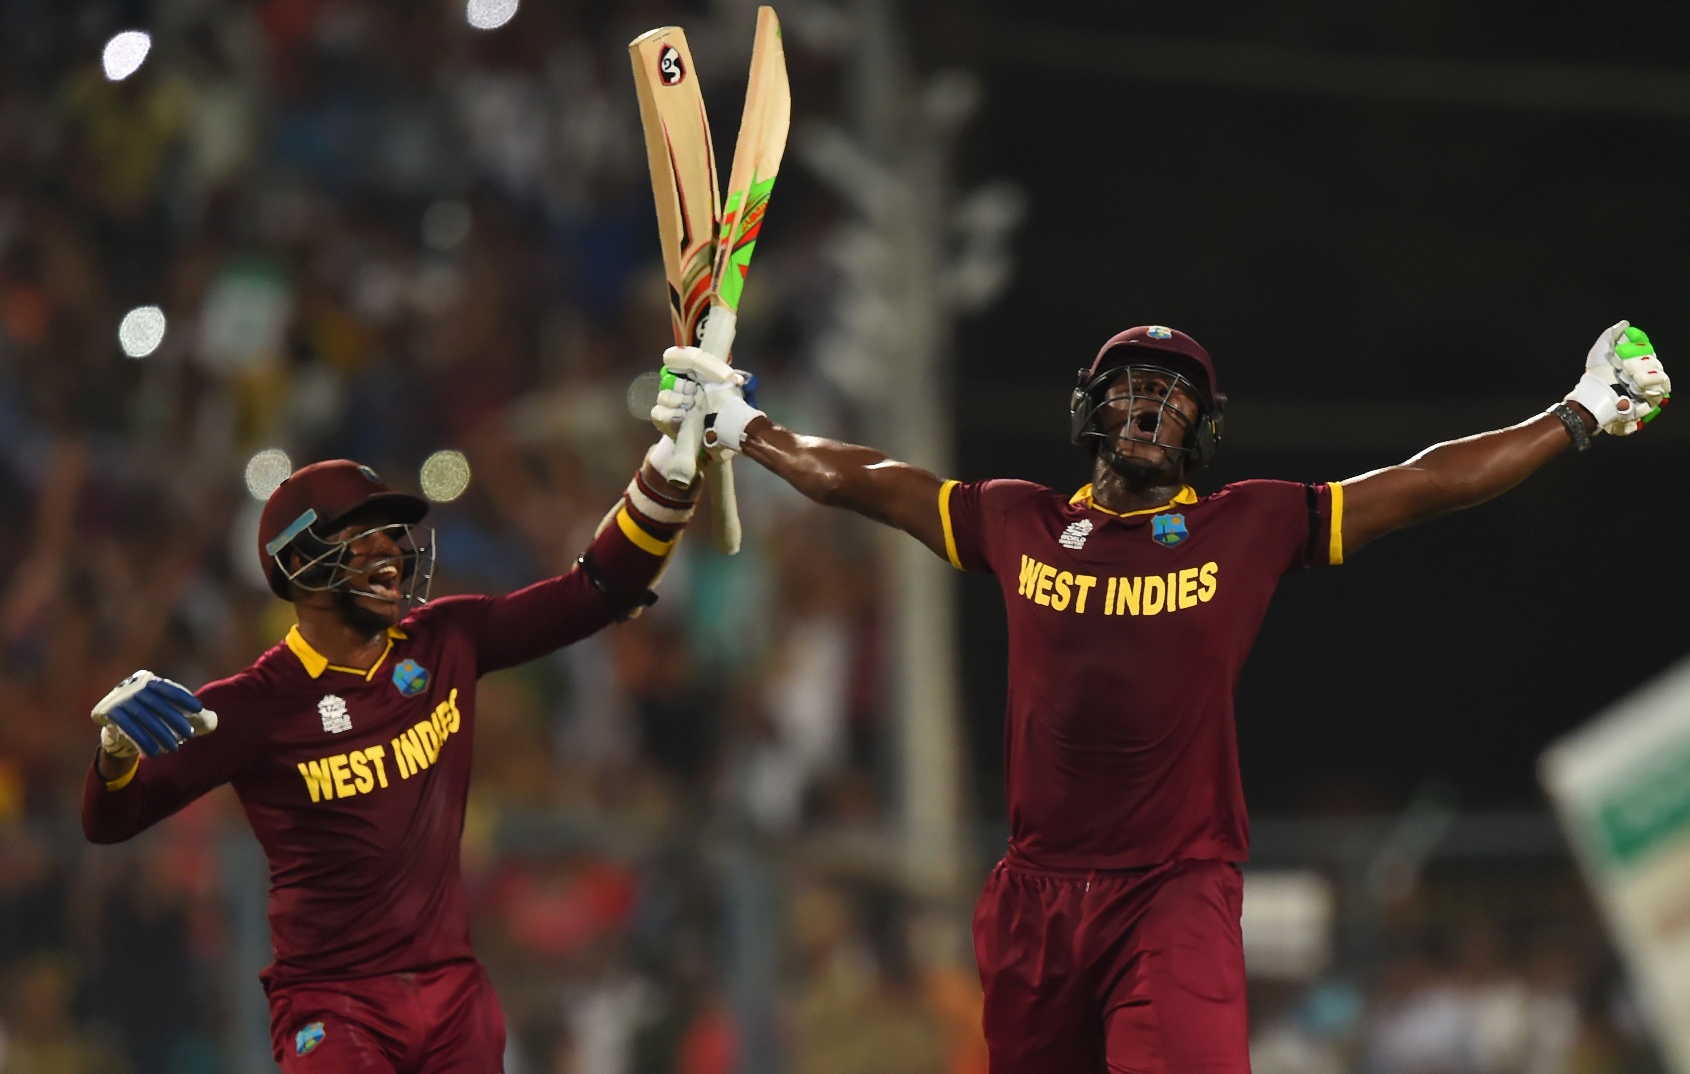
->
[629, 26, 721, 349]
[709, 6, 791, 319]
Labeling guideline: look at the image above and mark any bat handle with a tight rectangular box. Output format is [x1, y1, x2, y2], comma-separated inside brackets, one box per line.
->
[707, 455, 741, 554]
[665, 407, 705, 486]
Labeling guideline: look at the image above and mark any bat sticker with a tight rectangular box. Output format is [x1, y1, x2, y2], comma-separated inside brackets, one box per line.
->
[658, 45, 685, 85]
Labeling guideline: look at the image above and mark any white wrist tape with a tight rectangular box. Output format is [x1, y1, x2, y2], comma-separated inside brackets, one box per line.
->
[704, 394, 765, 453]
[1568, 372, 1622, 427]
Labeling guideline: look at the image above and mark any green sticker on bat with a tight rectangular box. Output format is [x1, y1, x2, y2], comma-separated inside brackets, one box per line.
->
[714, 175, 778, 313]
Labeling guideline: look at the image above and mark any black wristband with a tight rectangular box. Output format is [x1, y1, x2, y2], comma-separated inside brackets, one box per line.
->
[1550, 402, 1591, 453]
[577, 550, 658, 622]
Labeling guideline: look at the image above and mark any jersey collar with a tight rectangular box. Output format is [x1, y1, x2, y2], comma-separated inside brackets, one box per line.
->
[285, 624, 408, 680]
[1069, 483, 1197, 519]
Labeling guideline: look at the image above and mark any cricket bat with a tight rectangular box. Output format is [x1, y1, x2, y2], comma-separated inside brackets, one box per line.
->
[630, 7, 790, 554]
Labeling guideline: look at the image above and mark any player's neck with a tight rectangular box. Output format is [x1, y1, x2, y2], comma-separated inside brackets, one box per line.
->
[294, 604, 392, 671]
[1089, 463, 1186, 515]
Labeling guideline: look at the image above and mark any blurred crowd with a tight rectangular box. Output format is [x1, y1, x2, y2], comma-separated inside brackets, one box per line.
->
[0, 1, 1670, 1073]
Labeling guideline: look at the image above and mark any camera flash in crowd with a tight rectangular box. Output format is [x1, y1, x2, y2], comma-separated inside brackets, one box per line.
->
[466, 0, 518, 31]
[421, 450, 472, 502]
[117, 305, 166, 358]
[244, 449, 293, 501]
[102, 31, 152, 82]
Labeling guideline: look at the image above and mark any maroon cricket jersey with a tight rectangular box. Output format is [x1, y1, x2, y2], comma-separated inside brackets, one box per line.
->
[83, 517, 672, 991]
[940, 478, 1342, 870]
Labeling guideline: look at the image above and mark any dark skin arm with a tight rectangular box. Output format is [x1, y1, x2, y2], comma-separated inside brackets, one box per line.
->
[738, 418, 949, 558]
[1340, 403, 1595, 554]
[738, 402, 1599, 561]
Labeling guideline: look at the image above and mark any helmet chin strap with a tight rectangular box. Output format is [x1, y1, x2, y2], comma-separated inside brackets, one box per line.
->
[1098, 428, 1189, 487]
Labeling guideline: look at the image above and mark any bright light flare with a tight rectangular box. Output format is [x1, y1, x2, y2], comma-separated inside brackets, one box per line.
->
[465, 0, 518, 30]
[102, 31, 152, 81]
[117, 305, 167, 358]
[245, 449, 293, 501]
[420, 450, 472, 502]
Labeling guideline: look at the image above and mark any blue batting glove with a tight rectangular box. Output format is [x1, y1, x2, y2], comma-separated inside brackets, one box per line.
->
[93, 671, 219, 759]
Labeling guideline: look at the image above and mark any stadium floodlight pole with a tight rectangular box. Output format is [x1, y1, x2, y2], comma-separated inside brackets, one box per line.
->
[798, 0, 1022, 925]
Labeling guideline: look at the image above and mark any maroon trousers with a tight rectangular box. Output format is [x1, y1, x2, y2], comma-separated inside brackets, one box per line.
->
[269, 961, 505, 1073]
[973, 857, 1248, 1074]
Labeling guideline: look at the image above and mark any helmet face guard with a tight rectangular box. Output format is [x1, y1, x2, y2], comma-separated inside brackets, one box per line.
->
[1071, 363, 1226, 472]
[266, 510, 436, 605]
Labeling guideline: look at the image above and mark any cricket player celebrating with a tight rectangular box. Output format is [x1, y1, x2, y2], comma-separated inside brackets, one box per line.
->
[655, 320, 1669, 1072]
[82, 444, 699, 1072]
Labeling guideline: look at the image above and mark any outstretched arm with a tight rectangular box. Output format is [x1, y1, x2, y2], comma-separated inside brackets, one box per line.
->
[737, 419, 949, 558]
[1342, 322, 1670, 555]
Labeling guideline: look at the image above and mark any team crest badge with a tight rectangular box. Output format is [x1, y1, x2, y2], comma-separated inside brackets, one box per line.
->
[1151, 513, 1188, 547]
[392, 659, 430, 698]
[295, 1021, 326, 1056]
[1147, 325, 1173, 339]
[1058, 519, 1093, 550]
[318, 695, 351, 734]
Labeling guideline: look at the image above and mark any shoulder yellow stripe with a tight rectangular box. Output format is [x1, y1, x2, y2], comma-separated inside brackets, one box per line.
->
[938, 480, 963, 570]
[616, 504, 674, 557]
[1329, 481, 1345, 566]
[105, 756, 140, 791]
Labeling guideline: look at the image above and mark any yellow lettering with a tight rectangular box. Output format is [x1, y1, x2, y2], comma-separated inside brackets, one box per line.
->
[1117, 576, 1142, 616]
[349, 750, 374, 795]
[444, 689, 462, 734]
[1018, 555, 1040, 598]
[365, 744, 390, 788]
[1178, 568, 1199, 609]
[328, 754, 356, 799]
[1051, 571, 1073, 611]
[1143, 575, 1166, 616]
[391, 737, 411, 779]
[416, 722, 441, 764]
[1034, 563, 1057, 606]
[1198, 562, 1218, 602]
[399, 729, 430, 775]
[430, 707, 446, 744]
[1073, 575, 1097, 614]
[1104, 577, 1117, 615]
[298, 759, 336, 803]
[1167, 573, 1180, 611]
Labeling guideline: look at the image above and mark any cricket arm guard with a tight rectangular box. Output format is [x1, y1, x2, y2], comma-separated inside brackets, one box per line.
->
[1567, 321, 1671, 436]
[656, 346, 765, 454]
[92, 670, 217, 762]
[586, 440, 702, 619]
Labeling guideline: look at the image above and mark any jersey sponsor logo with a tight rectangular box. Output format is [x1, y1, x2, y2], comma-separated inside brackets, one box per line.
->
[318, 694, 352, 734]
[1017, 554, 1218, 617]
[392, 658, 430, 698]
[295, 689, 464, 803]
[1151, 512, 1188, 547]
[296, 1021, 326, 1056]
[1058, 518, 1093, 550]
[1147, 325, 1173, 339]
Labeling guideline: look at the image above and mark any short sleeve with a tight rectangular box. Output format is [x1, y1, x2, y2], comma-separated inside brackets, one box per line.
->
[1225, 478, 1345, 576]
[937, 479, 1047, 575]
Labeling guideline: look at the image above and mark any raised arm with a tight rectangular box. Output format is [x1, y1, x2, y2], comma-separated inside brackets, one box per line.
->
[736, 419, 949, 558]
[1342, 322, 1670, 555]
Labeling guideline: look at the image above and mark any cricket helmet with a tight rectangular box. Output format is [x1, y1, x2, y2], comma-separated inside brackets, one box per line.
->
[1069, 325, 1227, 468]
[257, 460, 433, 601]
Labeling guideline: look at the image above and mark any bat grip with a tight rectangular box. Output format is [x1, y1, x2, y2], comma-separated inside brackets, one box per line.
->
[707, 456, 741, 554]
[665, 407, 705, 486]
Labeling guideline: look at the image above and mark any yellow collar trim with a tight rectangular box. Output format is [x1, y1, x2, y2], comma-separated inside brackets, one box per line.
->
[285, 624, 408, 681]
[1069, 484, 1198, 519]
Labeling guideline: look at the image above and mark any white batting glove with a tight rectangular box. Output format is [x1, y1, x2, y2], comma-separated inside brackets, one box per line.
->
[658, 347, 766, 453]
[1568, 321, 1671, 436]
[93, 670, 218, 759]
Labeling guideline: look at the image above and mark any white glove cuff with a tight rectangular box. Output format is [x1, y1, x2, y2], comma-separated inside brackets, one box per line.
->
[1568, 372, 1622, 427]
[100, 722, 140, 759]
[647, 436, 679, 479]
[705, 396, 765, 452]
